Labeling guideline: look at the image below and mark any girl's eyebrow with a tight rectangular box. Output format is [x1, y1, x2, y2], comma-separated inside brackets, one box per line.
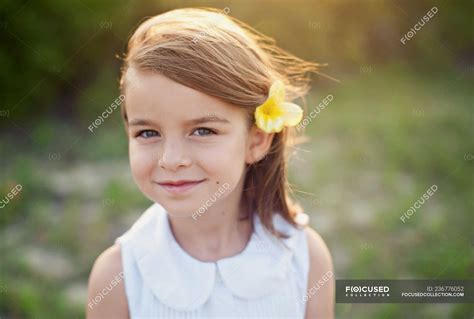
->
[128, 115, 230, 126]
[128, 118, 156, 126]
[185, 115, 230, 125]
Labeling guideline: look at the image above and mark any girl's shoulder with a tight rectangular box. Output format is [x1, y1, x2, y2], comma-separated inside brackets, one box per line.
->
[303, 226, 332, 266]
[303, 225, 335, 319]
[267, 211, 335, 318]
[304, 226, 333, 281]
[86, 244, 128, 318]
[86, 205, 161, 317]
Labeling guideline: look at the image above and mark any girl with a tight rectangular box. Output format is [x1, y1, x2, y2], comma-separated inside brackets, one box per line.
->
[87, 7, 334, 319]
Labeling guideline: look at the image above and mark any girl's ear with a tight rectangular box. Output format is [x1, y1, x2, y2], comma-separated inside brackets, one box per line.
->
[245, 125, 275, 164]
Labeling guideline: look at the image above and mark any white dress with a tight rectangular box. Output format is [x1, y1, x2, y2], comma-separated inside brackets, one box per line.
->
[116, 203, 310, 318]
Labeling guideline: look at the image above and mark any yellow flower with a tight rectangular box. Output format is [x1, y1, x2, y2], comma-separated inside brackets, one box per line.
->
[254, 80, 303, 133]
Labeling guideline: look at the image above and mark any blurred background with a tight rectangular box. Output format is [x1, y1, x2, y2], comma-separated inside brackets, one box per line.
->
[0, 0, 472, 318]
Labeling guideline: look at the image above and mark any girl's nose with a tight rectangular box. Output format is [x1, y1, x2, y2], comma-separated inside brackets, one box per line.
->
[157, 140, 192, 171]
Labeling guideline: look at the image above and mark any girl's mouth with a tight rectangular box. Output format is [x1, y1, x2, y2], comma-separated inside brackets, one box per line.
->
[157, 179, 206, 195]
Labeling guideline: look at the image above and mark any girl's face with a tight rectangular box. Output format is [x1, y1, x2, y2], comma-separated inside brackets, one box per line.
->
[124, 69, 271, 217]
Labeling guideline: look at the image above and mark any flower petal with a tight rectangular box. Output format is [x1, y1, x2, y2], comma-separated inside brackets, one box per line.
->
[254, 111, 285, 133]
[270, 118, 285, 132]
[281, 102, 303, 126]
[269, 80, 285, 105]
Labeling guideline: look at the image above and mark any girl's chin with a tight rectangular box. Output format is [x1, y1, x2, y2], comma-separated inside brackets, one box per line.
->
[156, 201, 203, 219]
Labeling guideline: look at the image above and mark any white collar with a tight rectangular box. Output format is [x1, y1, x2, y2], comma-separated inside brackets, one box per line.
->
[125, 203, 303, 311]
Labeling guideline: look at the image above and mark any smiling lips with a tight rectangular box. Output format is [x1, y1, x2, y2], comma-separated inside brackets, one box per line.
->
[157, 179, 205, 195]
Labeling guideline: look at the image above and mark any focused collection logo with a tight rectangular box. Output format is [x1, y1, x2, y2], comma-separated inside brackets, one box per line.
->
[345, 285, 390, 298]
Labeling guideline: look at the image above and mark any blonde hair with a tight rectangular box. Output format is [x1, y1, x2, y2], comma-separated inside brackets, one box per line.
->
[120, 7, 321, 236]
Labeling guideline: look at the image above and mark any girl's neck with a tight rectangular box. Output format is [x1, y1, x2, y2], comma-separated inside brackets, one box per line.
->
[167, 184, 253, 263]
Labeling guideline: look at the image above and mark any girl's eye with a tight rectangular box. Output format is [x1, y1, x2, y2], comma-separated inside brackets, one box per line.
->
[137, 130, 159, 138]
[192, 128, 217, 136]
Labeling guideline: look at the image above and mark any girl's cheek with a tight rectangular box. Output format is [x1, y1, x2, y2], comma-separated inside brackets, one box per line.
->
[200, 139, 246, 178]
[129, 143, 156, 180]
